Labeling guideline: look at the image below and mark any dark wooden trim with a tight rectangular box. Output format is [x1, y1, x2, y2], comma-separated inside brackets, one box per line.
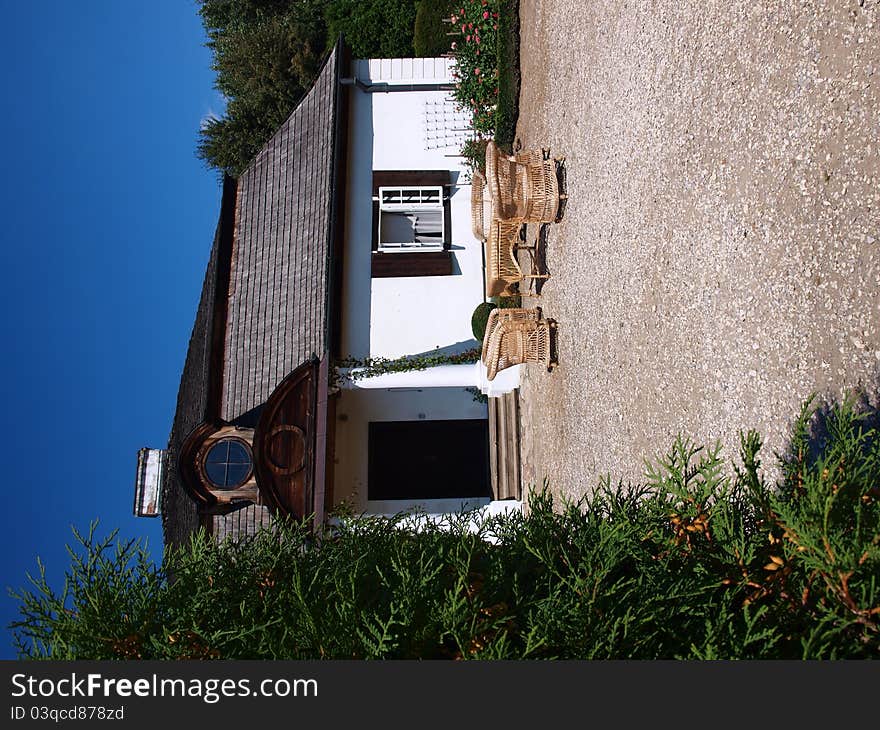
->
[324, 390, 337, 518]
[371, 250, 452, 278]
[371, 199, 380, 252]
[200, 513, 214, 536]
[178, 422, 221, 507]
[253, 359, 319, 521]
[372, 170, 450, 192]
[443, 195, 452, 250]
[312, 353, 332, 527]
[326, 37, 350, 360]
[207, 175, 238, 421]
[178, 422, 263, 508]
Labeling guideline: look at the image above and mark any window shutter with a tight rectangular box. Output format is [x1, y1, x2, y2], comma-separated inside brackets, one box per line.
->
[371, 250, 452, 278]
[372, 170, 450, 190]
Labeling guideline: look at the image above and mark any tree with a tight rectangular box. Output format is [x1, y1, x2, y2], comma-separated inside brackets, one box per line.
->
[197, 0, 330, 175]
[195, 0, 423, 175]
[324, 0, 419, 60]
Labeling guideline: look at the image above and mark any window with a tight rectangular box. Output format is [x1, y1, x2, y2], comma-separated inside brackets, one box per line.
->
[203, 438, 253, 490]
[371, 170, 454, 277]
[377, 186, 444, 251]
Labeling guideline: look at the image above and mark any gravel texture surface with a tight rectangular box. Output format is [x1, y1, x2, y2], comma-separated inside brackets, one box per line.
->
[515, 0, 880, 504]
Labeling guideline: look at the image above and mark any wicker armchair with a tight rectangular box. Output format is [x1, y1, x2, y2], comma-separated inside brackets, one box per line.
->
[481, 307, 543, 363]
[470, 170, 491, 242]
[485, 140, 565, 224]
[483, 316, 557, 381]
[485, 219, 548, 297]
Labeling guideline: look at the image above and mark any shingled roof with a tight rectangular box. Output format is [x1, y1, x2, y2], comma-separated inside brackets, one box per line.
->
[161, 221, 222, 550]
[221, 41, 341, 424]
[161, 40, 346, 549]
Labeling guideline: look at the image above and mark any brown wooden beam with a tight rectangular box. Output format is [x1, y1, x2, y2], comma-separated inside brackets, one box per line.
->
[371, 250, 453, 278]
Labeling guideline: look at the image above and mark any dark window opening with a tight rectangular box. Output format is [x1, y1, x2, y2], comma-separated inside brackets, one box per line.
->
[204, 438, 253, 489]
[368, 419, 491, 500]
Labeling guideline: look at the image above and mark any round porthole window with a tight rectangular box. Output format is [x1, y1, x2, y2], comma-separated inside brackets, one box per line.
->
[203, 438, 253, 489]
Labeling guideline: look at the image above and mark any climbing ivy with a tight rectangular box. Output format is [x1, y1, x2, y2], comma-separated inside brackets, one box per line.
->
[334, 347, 483, 385]
[466, 386, 489, 404]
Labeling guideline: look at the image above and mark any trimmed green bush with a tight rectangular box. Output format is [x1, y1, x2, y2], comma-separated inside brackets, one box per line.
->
[325, 0, 419, 59]
[414, 0, 456, 57]
[12, 397, 880, 659]
[471, 301, 498, 342]
[494, 0, 520, 149]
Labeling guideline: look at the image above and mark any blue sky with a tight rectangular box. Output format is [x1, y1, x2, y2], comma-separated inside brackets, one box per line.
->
[0, 1, 223, 657]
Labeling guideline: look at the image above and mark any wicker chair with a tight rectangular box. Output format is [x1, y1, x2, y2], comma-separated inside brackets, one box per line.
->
[483, 316, 557, 381]
[485, 140, 565, 224]
[481, 307, 543, 364]
[470, 170, 491, 242]
[485, 219, 548, 297]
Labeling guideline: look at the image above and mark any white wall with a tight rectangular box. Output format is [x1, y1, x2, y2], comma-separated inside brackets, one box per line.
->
[335, 58, 491, 515]
[340, 57, 485, 361]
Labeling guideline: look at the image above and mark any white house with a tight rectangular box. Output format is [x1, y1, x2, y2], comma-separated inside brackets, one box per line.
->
[134, 39, 523, 548]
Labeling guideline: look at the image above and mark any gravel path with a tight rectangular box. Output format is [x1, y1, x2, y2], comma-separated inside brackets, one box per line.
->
[515, 0, 880, 503]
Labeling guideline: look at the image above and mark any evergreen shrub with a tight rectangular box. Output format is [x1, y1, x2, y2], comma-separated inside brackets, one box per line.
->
[325, 0, 419, 59]
[413, 1, 456, 57]
[12, 397, 880, 659]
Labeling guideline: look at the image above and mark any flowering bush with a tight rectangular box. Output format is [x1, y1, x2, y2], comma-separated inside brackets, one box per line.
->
[448, 1, 501, 136]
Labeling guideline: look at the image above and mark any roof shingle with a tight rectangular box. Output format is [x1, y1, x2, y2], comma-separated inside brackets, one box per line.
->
[222, 44, 340, 424]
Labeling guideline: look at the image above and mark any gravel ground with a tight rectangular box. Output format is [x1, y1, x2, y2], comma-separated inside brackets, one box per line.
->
[515, 0, 880, 504]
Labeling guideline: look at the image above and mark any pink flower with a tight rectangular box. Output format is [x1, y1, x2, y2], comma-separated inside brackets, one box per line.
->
[465, 35, 470, 41]
[493, 23, 497, 29]
[461, 23, 466, 31]
[475, 67, 481, 75]
[459, 7, 464, 13]
[468, 22, 473, 29]
[475, 36, 480, 44]
[483, 10, 489, 19]
[451, 15, 458, 22]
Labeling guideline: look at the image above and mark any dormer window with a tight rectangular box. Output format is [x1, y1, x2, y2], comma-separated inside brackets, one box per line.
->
[174, 425, 261, 511]
[202, 437, 253, 489]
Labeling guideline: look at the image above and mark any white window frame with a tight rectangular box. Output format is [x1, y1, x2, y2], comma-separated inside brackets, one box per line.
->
[377, 185, 445, 252]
